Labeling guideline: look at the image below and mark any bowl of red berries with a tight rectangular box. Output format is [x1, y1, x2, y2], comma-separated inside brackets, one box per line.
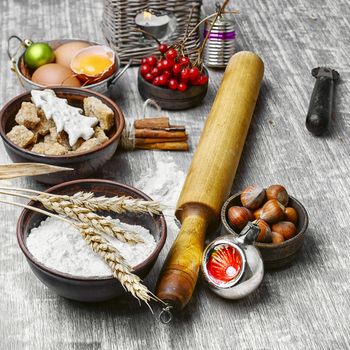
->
[138, 43, 209, 110]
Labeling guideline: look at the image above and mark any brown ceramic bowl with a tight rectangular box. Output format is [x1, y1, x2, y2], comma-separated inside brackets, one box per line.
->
[0, 87, 125, 184]
[16, 179, 167, 302]
[137, 67, 209, 110]
[221, 193, 309, 269]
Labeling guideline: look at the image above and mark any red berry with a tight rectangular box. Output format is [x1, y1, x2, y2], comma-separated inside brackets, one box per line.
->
[156, 61, 163, 72]
[163, 70, 172, 79]
[178, 82, 187, 92]
[166, 48, 178, 59]
[141, 58, 147, 65]
[191, 77, 200, 86]
[173, 63, 182, 74]
[146, 56, 157, 66]
[158, 74, 168, 86]
[181, 68, 191, 82]
[158, 43, 168, 53]
[152, 77, 160, 86]
[198, 74, 208, 85]
[144, 73, 154, 82]
[140, 64, 151, 76]
[161, 59, 174, 70]
[179, 56, 190, 66]
[151, 67, 160, 76]
[168, 79, 178, 90]
[189, 67, 200, 80]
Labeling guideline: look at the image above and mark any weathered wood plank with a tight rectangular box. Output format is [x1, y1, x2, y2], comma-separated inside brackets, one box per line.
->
[0, 0, 349, 349]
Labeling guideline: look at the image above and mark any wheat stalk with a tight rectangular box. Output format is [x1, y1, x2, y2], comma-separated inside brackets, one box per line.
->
[80, 227, 155, 305]
[0, 186, 166, 215]
[0, 198, 160, 307]
[68, 192, 165, 215]
[0, 163, 73, 179]
[36, 195, 143, 244]
[0, 189, 142, 243]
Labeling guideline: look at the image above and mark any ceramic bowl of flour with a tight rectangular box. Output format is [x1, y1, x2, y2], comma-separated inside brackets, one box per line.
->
[16, 179, 167, 302]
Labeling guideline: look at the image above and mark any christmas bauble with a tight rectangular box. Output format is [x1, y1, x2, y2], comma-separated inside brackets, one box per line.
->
[24, 42, 55, 70]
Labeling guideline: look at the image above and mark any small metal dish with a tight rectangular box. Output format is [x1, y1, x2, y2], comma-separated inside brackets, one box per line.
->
[7, 37, 131, 95]
[221, 193, 309, 269]
[16, 179, 167, 302]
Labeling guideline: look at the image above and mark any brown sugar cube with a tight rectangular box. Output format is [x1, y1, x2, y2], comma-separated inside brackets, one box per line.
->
[71, 138, 84, 151]
[34, 110, 55, 136]
[45, 127, 71, 150]
[15, 102, 40, 130]
[31, 142, 68, 156]
[83, 97, 114, 131]
[94, 126, 109, 144]
[74, 138, 101, 153]
[6, 125, 35, 148]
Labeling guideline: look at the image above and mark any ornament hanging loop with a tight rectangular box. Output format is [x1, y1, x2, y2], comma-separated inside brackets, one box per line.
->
[159, 304, 173, 324]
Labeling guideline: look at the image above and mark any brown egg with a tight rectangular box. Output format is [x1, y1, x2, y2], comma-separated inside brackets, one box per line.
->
[54, 41, 91, 68]
[32, 63, 81, 87]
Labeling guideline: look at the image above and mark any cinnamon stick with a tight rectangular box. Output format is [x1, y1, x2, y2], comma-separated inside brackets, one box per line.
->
[135, 129, 187, 139]
[134, 117, 169, 129]
[136, 142, 189, 151]
[136, 137, 188, 145]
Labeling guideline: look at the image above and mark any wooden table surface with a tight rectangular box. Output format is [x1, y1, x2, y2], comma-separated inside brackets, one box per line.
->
[1, 1, 349, 349]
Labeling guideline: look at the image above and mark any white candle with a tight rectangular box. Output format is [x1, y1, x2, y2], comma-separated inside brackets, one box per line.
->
[135, 11, 170, 27]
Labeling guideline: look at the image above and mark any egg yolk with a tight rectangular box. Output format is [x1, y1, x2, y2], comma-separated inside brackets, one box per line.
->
[73, 55, 112, 76]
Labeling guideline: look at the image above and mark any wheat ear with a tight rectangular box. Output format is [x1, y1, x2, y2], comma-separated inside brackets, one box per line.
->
[65, 192, 165, 215]
[0, 198, 158, 307]
[37, 195, 143, 244]
[0, 187, 167, 215]
[80, 227, 156, 305]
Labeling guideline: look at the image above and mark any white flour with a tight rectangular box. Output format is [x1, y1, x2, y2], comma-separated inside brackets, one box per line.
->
[27, 217, 156, 277]
[135, 159, 186, 239]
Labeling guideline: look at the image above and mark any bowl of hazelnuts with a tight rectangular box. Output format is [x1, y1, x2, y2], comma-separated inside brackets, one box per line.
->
[221, 185, 309, 269]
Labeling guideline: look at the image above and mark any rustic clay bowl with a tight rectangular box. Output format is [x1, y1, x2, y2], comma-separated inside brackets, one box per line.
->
[16, 179, 167, 302]
[137, 67, 209, 110]
[0, 87, 125, 184]
[221, 193, 308, 269]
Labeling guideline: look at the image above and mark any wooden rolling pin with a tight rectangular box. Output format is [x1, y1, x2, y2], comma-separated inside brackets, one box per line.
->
[156, 51, 264, 311]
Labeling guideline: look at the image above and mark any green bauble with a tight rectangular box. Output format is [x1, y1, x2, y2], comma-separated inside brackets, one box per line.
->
[24, 42, 55, 70]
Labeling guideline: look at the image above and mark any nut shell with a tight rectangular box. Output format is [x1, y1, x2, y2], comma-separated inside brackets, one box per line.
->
[271, 231, 285, 244]
[285, 207, 298, 225]
[254, 207, 263, 220]
[256, 220, 272, 243]
[240, 185, 266, 210]
[227, 206, 254, 231]
[266, 185, 289, 206]
[260, 199, 285, 224]
[271, 221, 297, 240]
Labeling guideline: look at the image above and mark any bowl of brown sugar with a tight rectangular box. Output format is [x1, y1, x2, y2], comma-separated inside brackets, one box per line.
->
[0, 87, 125, 184]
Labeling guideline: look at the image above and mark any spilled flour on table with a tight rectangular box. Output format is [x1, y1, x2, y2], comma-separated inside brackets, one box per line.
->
[135, 159, 186, 239]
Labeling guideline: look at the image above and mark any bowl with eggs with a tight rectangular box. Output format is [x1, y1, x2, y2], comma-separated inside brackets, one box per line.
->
[0, 87, 125, 184]
[16, 179, 167, 302]
[8, 38, 130, 94]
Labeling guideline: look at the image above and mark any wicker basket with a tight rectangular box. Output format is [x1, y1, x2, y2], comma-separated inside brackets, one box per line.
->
[102, 0, 202, 64]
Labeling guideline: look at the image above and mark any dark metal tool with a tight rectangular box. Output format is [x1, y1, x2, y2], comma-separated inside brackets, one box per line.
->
[306, 67, 339, 136]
